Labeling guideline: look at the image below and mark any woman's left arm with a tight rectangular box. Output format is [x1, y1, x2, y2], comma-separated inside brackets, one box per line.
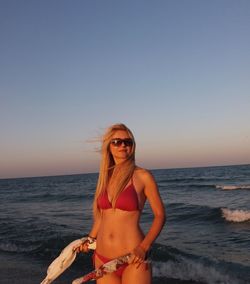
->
[132, 170, 166, 264]
[139, 170, 166, 252]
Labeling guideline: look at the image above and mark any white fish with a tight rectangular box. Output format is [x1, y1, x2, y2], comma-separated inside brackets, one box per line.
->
[41, 237, 96, 284]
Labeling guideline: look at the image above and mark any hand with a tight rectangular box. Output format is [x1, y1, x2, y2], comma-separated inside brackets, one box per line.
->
[74, 240, 90, 253]
[130, 245, 147, 268]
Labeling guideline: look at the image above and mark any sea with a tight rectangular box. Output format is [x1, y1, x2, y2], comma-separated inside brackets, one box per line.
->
[0, 164, 250, 284]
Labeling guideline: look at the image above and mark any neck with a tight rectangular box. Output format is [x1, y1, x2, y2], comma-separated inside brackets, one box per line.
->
[113, 157, 126, 164]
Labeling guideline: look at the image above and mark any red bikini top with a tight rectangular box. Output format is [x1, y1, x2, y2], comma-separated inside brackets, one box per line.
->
[97, 180, 140, 211]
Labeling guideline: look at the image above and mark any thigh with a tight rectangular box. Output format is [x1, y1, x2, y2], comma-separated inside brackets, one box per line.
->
[95, 253, 121, 284]
[96, 274, 121, 284]
[122, 262, 152, 284]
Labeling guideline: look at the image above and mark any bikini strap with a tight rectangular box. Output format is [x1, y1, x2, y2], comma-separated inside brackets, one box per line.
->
[131, 174, 134, 185]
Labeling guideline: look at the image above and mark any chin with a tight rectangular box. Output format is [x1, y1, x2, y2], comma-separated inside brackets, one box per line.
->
[117, 153, 130, 159]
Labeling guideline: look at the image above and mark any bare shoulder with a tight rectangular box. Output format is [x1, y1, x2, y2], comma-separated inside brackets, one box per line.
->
[134, 167, 156, 183]
[134, 167, 159, 198]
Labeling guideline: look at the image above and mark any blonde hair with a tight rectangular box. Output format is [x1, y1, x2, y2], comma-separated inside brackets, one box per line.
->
[93, 123, 136, 218]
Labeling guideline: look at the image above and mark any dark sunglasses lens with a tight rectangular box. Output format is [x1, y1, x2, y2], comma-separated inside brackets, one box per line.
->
[124, 139, 133, 146]
[111, 140, 122, 147]
[111, 139, 133, 147]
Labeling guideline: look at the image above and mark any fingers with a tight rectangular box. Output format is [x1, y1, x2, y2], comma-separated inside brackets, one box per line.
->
[74, 242, 90, 253]
[130, 253, 145, 266]
[81, 243, 90, 253]
[136, 261, 143, 269]
[129, 245, 147, 268]
[130, 255, 144, 268]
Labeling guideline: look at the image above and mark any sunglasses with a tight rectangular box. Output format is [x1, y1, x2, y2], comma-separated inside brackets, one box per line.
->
[110, 138, 134, 147]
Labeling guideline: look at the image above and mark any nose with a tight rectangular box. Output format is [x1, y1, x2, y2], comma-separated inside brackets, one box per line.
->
[121, 141, 126, 147]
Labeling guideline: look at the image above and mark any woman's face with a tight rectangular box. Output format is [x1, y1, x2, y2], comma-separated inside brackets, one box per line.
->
[109, 130, 134, 163]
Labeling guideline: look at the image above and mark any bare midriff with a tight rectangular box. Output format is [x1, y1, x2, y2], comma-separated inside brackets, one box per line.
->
[96, 209, 144, 258]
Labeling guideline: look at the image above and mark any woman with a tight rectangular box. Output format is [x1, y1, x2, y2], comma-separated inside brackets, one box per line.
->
[81, 123, 165, 284]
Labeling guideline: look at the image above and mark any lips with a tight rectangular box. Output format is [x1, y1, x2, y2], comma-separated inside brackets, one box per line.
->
[118, 149, 127, 152]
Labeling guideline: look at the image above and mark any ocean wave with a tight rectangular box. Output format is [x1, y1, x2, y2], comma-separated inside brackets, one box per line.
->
[158, 177, 209, 183]
[152, 258, 244, 284]
[216, 184, 250, 190]
[0, 241, 40, 254]
[167, 203, 223, 224]
[221, 208, 250, 223]
[0, 232, 81, 257]
[151, 242, 250, 283]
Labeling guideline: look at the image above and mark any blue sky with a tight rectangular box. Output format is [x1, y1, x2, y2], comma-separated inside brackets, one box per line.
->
[1, 0, 250, 178]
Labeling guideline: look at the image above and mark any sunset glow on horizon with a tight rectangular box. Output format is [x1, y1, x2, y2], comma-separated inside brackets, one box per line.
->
[1, 1, 250, 179]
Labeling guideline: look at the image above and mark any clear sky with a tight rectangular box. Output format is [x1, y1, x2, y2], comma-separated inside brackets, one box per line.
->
[1, 0, 250, 179]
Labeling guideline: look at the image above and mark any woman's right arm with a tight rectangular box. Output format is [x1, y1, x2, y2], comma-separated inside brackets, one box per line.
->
[76, 214, 102, 253]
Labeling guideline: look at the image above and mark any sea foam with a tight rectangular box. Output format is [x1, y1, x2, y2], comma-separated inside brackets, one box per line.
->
[222, 208, 250, 222]
[152, 257, 240, 284]
[216, 184, 250, 190]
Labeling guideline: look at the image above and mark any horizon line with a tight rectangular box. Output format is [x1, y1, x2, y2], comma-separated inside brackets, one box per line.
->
[1, 162, 249, 181]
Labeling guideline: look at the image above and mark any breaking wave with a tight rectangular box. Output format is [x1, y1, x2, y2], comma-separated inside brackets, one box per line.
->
[153, 256, 244, 284]
[216, 184, 250, 190]
[222, 208, 250, 223]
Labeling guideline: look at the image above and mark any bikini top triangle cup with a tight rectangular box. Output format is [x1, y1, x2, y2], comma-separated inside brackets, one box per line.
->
[97, 179, 140, 211]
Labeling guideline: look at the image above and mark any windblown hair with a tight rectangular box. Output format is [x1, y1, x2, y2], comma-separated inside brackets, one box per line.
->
[93, 123, 136, 218]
